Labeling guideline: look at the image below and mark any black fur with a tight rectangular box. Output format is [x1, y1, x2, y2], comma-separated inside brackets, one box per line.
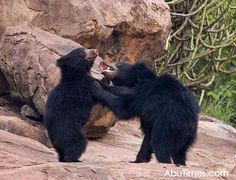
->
[44, 48, 100, 162]
[96, 62, 199, 165]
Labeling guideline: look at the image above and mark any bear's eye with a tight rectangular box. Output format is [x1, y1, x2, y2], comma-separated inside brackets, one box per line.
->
[76, 48, 86, 58]
[79, 51, 86, 57]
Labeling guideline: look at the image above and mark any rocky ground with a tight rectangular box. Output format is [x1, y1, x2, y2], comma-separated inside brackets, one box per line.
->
[0, 103, 235, 179]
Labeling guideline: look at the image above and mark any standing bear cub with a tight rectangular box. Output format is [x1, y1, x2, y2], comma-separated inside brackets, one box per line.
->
[44, 48, 100, 162]
[96, 61, 199, 165]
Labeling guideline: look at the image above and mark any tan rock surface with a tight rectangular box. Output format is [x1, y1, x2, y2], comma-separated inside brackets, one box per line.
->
[0, 25, 115, 138]
[0, 0, 171, 66]
[0, 115, 50, 147]
[21, 104, 40, 119]
[0, 95, 23, 117]
[0, 118, 235, 180]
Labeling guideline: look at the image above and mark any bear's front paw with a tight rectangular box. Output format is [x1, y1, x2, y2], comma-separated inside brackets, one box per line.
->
[91, 81, 104, 99]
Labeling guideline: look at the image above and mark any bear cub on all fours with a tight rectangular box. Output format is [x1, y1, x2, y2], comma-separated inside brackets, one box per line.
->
[44, 48, 101, 162]
[96, 61, 199, 165]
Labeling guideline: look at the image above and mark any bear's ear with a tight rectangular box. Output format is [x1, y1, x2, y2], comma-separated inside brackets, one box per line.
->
[57, 57, 63, 67]
[57, 57, 70, 67]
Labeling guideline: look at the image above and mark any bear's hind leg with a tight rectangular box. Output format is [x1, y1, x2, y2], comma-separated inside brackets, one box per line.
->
[153, 146, 171, 164]
[171, 150, 186, 166]
[131, 133, 153, 163]
[56, 147, 65, 162]
[171, 136, 194, 166]
[63, 135, 87, 162]
[151, 135, 171, 164]
[131, 122, 153, 163]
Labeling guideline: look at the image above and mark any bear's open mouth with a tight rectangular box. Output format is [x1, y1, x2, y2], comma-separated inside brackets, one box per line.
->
[99, 61, 116, 73]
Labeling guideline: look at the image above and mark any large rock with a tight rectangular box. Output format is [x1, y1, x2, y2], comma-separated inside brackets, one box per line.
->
[0, 95, 51, 146]
[0, 0, 171, 66]
[0, 115, 51, 147]
[0, 25, 116, 138]
[0, 118, 235, 179]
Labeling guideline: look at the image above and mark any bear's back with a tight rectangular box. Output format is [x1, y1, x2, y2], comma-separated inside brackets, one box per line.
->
[44, 79, 95, 127]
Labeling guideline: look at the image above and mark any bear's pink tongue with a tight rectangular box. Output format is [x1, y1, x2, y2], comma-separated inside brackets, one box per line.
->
[99, 61, 116, 73]
[99, 61, 109, 72]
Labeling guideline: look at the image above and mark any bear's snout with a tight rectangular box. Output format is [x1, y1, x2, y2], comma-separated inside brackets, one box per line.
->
[85, 49, 99, 61]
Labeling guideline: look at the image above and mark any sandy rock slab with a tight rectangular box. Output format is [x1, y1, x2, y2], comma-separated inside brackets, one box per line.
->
[0, 25, 116, 138]
[0, 0, 171, 66]
[0, 115, 50, 147]
[0, 118, 235, 180]
[0, 25, 82, 115]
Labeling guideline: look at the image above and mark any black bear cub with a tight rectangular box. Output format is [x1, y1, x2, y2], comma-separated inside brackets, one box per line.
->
[96, 61, 199, 165]
[44, 48, 100, 162]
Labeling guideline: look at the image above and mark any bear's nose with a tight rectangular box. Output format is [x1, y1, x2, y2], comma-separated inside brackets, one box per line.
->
[94, 49, 99, 55]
